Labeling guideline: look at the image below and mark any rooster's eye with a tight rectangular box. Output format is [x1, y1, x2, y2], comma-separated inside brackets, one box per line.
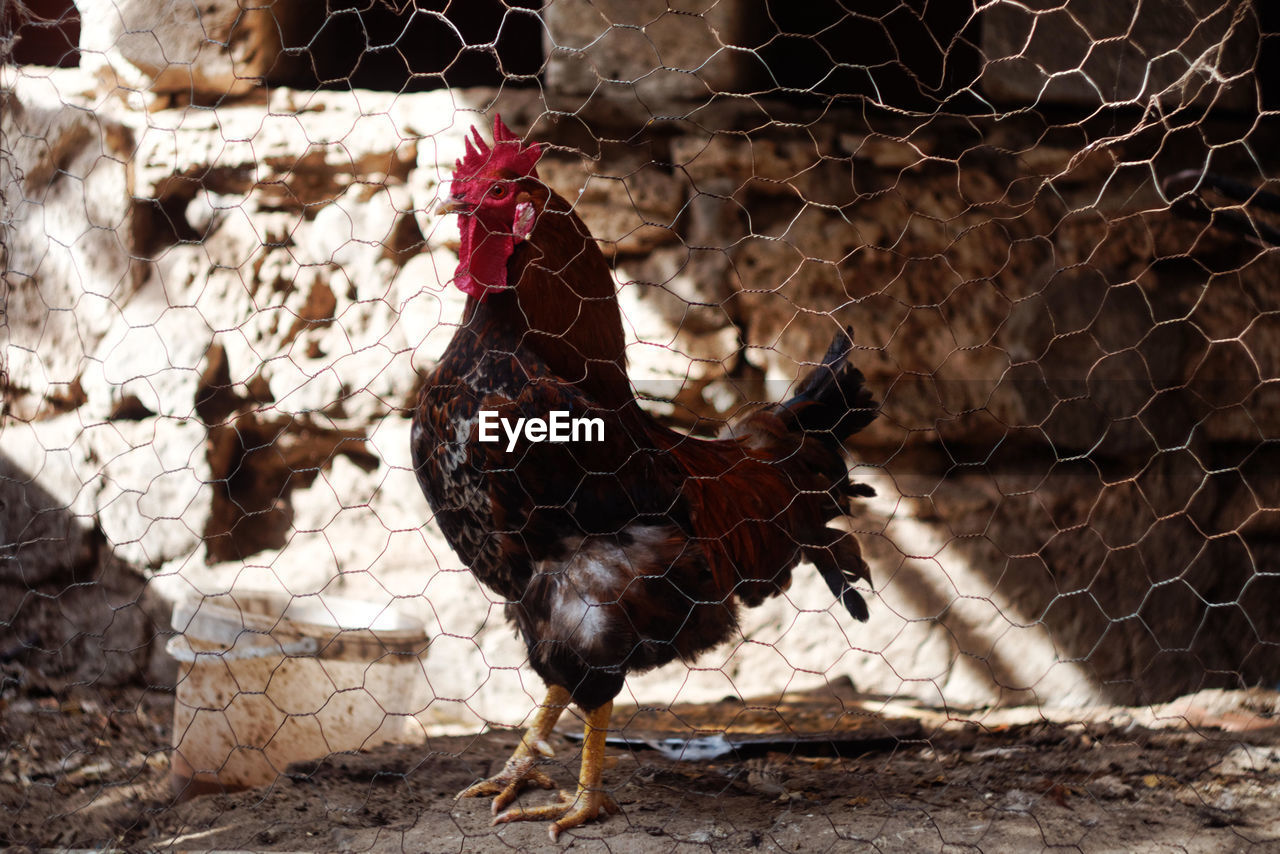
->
[490, 184, 508, 199]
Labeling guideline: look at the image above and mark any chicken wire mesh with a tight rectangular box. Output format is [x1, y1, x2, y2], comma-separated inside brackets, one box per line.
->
[2, 0, 1279, 850]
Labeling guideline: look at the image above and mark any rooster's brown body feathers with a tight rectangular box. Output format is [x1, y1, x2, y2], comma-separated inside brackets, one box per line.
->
[412, 181, 873, 710]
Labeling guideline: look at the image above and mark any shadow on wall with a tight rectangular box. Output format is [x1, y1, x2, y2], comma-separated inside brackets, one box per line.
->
[3, 0, 80, 67]
[856, 443, 1280, 710]
[0, 450, 170, 693]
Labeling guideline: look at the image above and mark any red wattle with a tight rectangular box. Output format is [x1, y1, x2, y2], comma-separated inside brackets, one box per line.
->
[456, 217, 513, 300]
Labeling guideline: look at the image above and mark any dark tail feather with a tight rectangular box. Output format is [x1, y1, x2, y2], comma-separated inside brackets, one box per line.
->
[1163, 170, 1280, 247]
[786, 329, 877, 620]
[805, 530, 871, 622]
[784, 326, 877, 442]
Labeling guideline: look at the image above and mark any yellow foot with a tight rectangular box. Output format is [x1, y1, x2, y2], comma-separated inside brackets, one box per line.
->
[458, 751, 558, 815]
[493, 787, 621, 841]
[459, 686, 571, 814]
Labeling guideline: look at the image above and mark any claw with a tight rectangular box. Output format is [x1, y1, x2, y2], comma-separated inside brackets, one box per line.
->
[491, 767, 557, 814]
[459, 763, 556, 804]
[492, 789, 620, 841]
[457, 686, 570, 811]
[486, 700, 619, 840]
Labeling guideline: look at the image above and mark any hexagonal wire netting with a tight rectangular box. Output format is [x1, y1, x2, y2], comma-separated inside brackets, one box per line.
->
[2, 0, 1279, 850]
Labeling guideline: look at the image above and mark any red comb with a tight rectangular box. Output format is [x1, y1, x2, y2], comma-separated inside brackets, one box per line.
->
[454, 115, 541, 181]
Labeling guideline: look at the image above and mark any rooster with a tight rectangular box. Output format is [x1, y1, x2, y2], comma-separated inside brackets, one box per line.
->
[411, 116, 876, 839]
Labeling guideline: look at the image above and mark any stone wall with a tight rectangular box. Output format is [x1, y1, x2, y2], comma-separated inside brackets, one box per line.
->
[2, 1, 1277, 724]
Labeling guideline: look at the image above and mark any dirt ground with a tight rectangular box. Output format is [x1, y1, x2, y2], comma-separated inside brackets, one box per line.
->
[3, 684, 1280, 853]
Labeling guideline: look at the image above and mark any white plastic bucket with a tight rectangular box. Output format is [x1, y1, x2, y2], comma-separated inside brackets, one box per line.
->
[167, 590, 430, 797]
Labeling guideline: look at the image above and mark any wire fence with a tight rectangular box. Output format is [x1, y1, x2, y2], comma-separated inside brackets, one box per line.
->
[2, 0, 1279, 850]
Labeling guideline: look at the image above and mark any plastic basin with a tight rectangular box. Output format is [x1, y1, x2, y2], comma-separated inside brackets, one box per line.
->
[167, 590, 429, 797]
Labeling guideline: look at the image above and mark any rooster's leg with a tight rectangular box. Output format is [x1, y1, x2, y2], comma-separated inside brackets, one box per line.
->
[493, 700, 620, 840]
[459, 684, 570, 812]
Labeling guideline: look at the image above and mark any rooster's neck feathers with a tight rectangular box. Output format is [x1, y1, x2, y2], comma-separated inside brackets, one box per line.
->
[464, 187, 634, 409]
[447, 115, 631, 408]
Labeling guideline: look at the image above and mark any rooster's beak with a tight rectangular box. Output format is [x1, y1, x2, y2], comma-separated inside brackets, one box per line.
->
[434, 197, 466, 216]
